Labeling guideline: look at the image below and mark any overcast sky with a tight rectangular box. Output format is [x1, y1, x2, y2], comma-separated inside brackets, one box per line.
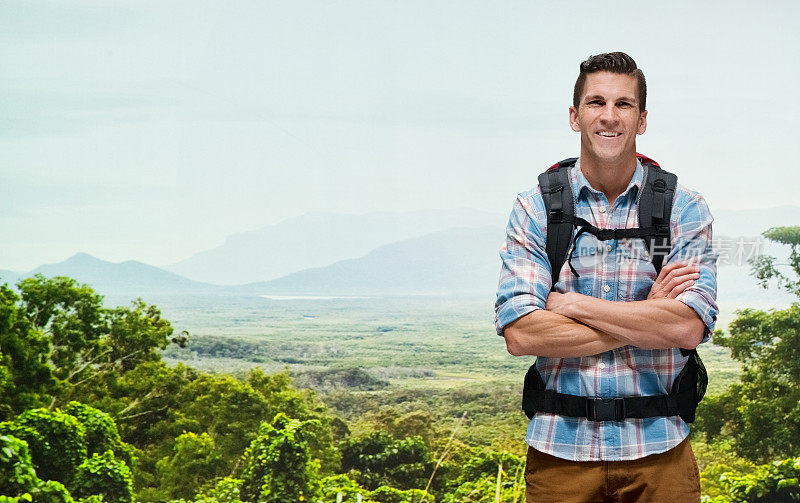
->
[2, 0, 798, 271]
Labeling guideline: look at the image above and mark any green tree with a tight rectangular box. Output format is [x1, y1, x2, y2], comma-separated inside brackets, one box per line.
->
[440, 450, 525, 503]
[1, 275, 185, 417]
[339, 432, 434, 491]
[0, 284, 56, 418]
[717, 457, 800, 502]
[177, 373, 272, 462]
[0, 434, 41, 495]
[319, 474, 372, 503]
[155, 432, 226, 500]
[63, 401, 134, 467]
[246, 368, 339, 473]
[71, 450, 133, 503]
[0, 434, 75, 503]
[16, 275, 106, 385]
[194, 477, 244, 503]
[751, 226, 800, 297]
[0, 408, 87, 486]
[104, 298, 175, 373]
[696, 226, 800, 462]
[240, 413, 321, 503]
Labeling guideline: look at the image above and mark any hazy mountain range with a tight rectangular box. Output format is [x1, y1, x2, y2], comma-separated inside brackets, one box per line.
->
[164, 208, 504, 285]
[1, 206, 798, 307]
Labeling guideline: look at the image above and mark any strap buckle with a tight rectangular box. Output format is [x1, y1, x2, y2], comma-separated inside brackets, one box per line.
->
[586, 397, 626, 421]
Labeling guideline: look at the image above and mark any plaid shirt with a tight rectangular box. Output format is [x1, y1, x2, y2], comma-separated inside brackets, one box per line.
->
[494, 158, 718, 461]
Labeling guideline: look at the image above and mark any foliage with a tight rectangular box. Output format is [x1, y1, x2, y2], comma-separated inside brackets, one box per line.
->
[155, 432, 226, 500]
[240, 413, 322, 503]
[16, 275, 106, 384]
[339, 432, 434, 491]
[695, 226, 800, 462]
[0, 434, 40, 495]
[0, 434, 74, 503]
[320, 474, 373, 503]
[71, 450, 133, 503]
[369, 486, 431, 503]
[693, 439, 757, 500]
[0, 284, 57, 419]
[717, 457, 800, 502]
[63, 401, 134, 467]
[0, 408, 87, 486]
[194, 477, 244, 503]
[750, 226, 800, 297]
[10, 275, 180, 410]
[440, 450, 525, 503]
[104, 298, 175, 373]
[293, 367, 389, 392]
[245, 369, 339, 473]
[352, 407, 437, 449]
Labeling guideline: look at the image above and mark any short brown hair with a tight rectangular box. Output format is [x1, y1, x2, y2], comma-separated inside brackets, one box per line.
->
[573, 52, 647, 111]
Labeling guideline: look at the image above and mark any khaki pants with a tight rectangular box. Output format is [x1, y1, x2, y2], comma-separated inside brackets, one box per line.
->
[525, 436, 700, 502]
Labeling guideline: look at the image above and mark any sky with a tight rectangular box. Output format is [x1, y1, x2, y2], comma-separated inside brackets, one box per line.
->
[2, 0, 799, 271]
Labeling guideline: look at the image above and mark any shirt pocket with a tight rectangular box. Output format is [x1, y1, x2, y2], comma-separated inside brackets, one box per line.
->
[617, 238, 657, 301]
[567, 232, 604, 296]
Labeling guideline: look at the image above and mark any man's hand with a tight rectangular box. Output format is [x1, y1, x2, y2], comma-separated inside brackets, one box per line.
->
[545, 291, 579, 316]
[647, 261, 700, 300]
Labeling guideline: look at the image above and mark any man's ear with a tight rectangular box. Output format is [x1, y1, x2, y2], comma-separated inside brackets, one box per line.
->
[569, 106, 580, 132]
[637, 110, 648, 135]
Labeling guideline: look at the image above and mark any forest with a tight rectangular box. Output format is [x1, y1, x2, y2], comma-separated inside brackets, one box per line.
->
[1, 226, 799, 503]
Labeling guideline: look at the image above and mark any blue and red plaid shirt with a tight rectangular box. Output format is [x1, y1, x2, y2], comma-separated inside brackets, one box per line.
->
[494, 158, 718, 461]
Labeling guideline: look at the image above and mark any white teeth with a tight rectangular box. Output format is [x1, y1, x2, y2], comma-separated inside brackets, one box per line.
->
[598, 131, 621, 137]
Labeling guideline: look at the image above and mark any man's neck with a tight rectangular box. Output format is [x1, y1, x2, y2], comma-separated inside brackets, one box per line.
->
[579, 151, 638, 206]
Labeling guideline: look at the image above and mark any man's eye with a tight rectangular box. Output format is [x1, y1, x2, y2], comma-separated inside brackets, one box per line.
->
[618, 102, 632, 108]
[588, 100, 603, 105]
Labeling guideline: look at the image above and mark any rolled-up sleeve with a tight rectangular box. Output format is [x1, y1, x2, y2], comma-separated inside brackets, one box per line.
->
[494, 190, 552, 336]
[668, 190, 719, 343]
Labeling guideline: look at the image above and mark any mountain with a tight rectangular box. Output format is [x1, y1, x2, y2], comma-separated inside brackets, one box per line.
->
[232, 226, 506, 296]
[17, 253, 221, 296]
[0, 269, 21, 286]
[164, 209, 506, 285]
[233, 224, 795, 307]
[163, 205, 800, 287]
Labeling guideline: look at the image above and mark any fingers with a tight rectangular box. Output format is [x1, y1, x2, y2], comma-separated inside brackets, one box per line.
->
[649, 262, 701, 300]
[656, 263, 700, 288]
[663, 271, 700, 294]
[665, 277, 696, 299]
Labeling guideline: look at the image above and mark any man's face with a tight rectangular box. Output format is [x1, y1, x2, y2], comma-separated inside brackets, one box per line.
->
[569, 71, 647, 165]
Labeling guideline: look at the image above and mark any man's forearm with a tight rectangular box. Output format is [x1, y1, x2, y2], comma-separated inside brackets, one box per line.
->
[549, 293, 705, 350]
[503, 309, 627, 358]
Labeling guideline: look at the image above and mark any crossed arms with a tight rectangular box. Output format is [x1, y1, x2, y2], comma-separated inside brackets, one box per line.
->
[503, 262, 706, 358]
[495, 189, 718, 359]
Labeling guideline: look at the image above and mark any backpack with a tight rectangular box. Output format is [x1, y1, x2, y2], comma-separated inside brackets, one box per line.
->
[521, 154, 707, 423]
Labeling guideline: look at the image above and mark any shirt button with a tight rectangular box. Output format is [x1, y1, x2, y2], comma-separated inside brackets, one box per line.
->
[603, 285, 611, 293]
[599, 206, 606, 213]
[598, 362, 606, 369]
[605, 244, 612, 252]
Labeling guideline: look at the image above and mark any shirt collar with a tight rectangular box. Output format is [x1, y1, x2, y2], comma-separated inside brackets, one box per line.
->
[574, 157, 644, 203]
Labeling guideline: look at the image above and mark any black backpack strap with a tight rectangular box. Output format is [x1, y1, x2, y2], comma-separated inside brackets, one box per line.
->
[522, 357, 705, 423]
[538, 158, 577, 289]
[638, 164, 677, 275]
[522, 157, 706, 424]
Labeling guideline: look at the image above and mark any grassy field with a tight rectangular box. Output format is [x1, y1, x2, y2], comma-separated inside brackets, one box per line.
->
[146, 294, 741, 384]
[118, 292, 749, 455]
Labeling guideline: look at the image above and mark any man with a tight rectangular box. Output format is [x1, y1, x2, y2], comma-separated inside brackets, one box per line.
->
[494, 52, 718, 502]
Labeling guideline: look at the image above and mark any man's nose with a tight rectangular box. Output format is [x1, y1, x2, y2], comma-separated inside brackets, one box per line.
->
[599, 104, 619, 123]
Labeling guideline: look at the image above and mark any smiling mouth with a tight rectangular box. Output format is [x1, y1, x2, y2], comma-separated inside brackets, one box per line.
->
[596, 131, 622, 137]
